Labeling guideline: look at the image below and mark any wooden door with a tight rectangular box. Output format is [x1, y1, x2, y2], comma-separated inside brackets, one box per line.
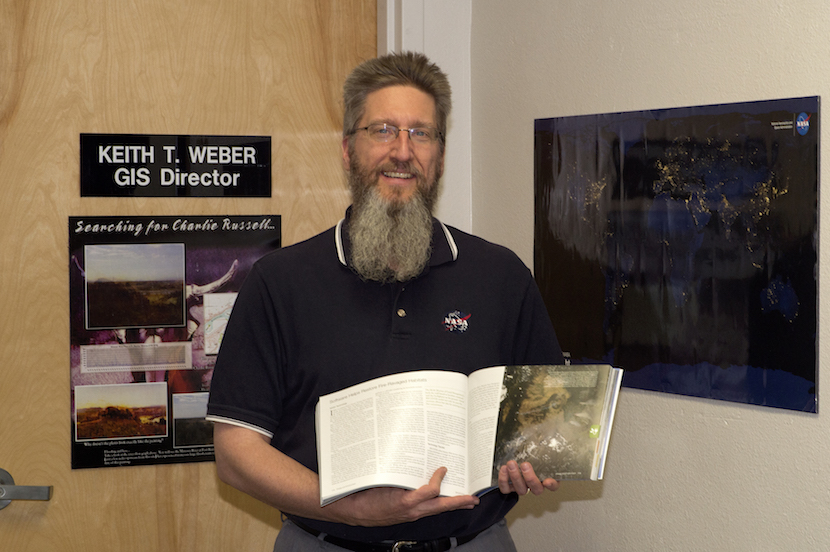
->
[0, 1, 374, 550]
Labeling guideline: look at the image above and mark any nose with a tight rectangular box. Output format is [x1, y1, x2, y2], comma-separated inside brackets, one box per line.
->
[389, 129, 414, 161]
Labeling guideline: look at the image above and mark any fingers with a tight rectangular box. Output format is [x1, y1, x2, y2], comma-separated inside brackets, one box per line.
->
[501, 461, 532, 495]
[497, 464, 515, 494]
[421, 467, 479, 511]
[426, 466, 448, 495]
[542, 477, 559, 492]
[395, 467, 479, 520]
[498, 461, 559, 496]
[406, 466, 448, 503]
[332, 475, 479, 527]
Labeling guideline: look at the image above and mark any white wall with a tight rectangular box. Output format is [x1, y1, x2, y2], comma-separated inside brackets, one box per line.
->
[384, 1, 830, 549]
[471, 1, 830, 551]
[377, 0, 472, 232]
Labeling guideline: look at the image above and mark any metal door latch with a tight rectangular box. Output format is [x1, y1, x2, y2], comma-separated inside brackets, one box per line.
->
[0, 468, 52, 510]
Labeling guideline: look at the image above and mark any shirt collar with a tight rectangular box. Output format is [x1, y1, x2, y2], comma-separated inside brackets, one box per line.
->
[334, 207, 458, 269]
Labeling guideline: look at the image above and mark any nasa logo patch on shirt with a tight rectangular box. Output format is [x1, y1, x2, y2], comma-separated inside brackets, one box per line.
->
[442, 310, 471, 333]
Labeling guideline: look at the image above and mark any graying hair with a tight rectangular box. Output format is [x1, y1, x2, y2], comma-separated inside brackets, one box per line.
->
[343, 52, 452, 152]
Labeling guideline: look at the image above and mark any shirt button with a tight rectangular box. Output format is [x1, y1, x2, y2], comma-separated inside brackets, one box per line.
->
[397, 308, 406, 317]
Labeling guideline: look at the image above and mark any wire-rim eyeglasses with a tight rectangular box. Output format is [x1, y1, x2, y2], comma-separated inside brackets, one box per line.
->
[351, 123, 441, 144]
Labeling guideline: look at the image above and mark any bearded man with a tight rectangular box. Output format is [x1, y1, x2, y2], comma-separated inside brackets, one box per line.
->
[207, 52, 564, 552]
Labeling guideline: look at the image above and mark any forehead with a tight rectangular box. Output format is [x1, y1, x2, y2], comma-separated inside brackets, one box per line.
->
[361, 85, 437, 126]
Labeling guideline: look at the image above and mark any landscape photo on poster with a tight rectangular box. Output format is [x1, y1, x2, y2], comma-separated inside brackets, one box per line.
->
[84, 243, 186, 330]
[534, 96, 818, 412]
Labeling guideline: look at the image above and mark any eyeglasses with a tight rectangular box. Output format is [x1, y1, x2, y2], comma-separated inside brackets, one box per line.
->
[352, 123, 441, 144]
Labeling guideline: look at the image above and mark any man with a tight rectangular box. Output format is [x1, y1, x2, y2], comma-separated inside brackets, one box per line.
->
[207, 51, 564, 551]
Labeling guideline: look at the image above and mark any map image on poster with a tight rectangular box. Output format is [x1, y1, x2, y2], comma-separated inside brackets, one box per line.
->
[534, 97, 818, 412]
[69, 215, 281, 468]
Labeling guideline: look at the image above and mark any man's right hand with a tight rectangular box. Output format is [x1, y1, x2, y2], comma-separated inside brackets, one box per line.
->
[214, 423, 478, 527]
[324, 467, 480, 527]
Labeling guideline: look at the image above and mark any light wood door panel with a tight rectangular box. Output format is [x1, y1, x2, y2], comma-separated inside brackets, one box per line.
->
[0, 1, 374, 550]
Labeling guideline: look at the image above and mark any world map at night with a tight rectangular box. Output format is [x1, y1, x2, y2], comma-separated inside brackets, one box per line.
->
[534, 96, 818, 412]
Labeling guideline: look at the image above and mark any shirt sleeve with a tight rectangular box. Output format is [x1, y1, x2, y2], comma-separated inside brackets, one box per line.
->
[206, 262, 284, 437]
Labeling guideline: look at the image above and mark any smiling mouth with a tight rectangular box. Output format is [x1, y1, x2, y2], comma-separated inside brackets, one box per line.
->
[382, 170, 414, 179]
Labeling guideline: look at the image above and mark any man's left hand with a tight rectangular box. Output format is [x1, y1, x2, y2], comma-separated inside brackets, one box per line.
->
[497, 460, 559, 496]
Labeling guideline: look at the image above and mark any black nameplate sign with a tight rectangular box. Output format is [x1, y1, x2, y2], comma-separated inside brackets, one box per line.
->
[81, 134, 271, 197]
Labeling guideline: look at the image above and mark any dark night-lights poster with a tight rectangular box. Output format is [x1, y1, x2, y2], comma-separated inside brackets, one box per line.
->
[534, 96, 818, 412]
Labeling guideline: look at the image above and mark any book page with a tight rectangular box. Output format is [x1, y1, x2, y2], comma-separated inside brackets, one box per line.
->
[465, 365, 505, 494]
[421, 372, 470, 494]
[317, 370, 469, 504]
[593, 367, 623, 479]
[492, 365, 612, 481]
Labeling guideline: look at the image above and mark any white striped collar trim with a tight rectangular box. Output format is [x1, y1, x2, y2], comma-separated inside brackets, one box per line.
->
[335, 218, 347, 266]
[438, 220, 459, 261]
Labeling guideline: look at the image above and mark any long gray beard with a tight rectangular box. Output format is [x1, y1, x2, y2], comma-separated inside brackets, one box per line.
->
[348, 187, 434, 283]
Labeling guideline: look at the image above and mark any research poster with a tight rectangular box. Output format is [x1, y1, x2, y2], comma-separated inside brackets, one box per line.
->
[534, 96, 818, 412]
[69, 215, 280, 468]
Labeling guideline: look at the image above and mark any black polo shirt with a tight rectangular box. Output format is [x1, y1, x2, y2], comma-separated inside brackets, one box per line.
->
[207, 213, 564, 543]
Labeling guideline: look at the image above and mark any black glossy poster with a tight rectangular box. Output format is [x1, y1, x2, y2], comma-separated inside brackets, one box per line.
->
[534, 97, 818, 412]
[70, 215, 281, 468]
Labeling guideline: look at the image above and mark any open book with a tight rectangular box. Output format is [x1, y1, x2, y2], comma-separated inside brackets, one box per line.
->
[316, 364, 623, 506]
